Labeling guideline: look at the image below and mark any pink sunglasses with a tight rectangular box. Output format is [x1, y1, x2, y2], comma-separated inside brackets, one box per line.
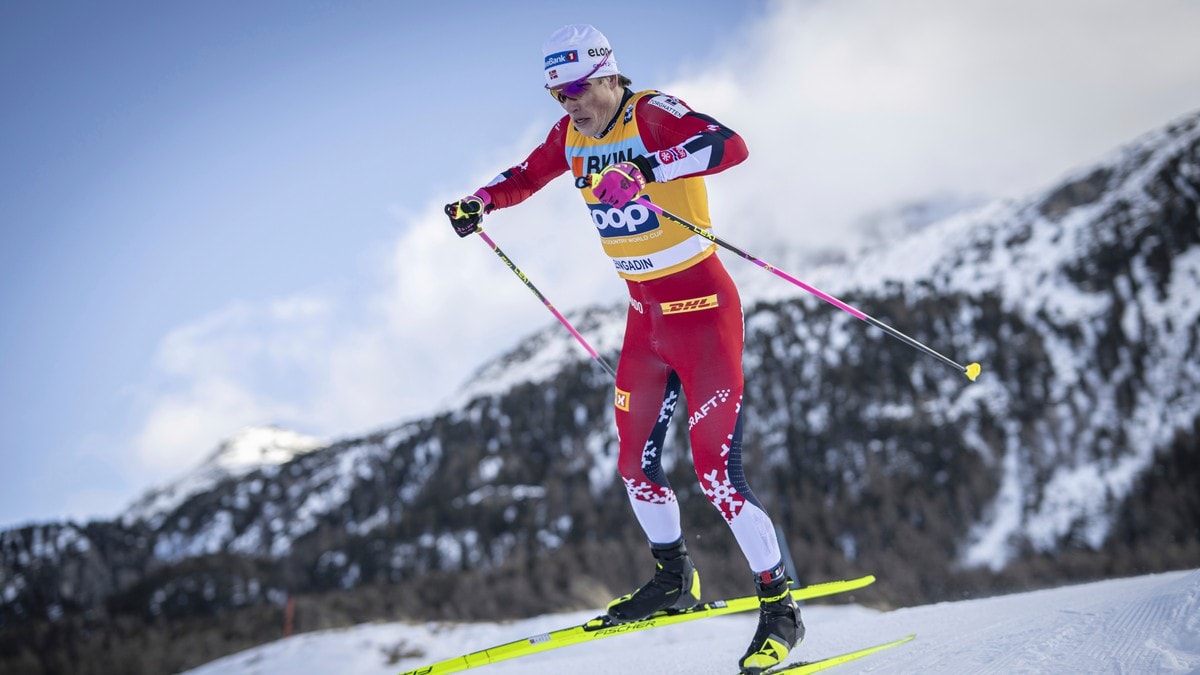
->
[547, 52, 610, 102]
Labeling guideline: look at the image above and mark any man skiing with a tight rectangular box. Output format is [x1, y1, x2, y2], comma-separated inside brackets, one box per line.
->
[444, 24, 803, 674]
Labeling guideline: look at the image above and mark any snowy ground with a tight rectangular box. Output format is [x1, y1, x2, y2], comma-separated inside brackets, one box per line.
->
[185, 568, 1200, 675]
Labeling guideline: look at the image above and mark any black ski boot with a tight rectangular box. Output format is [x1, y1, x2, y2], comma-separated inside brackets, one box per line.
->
[607, 538, 701, 622]
[738, 565, 805, 674]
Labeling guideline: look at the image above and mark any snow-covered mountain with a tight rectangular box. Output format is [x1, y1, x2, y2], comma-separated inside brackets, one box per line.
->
[122, 426, 327, 528]
[769, 112, 1200, 571]
[1, 109, 1197, 674]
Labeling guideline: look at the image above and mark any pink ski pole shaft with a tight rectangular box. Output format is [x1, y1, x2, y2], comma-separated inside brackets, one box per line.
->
[476, 229, 617, 378]
[632, 196, 981, 381]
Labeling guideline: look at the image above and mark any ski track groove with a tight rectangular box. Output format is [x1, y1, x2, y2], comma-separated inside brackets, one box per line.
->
[1089, 570, 1200, 674]
[1097, 583, 1174, 673]
[855, 572, 1200, 675]
[936, 614, 1056, 675]
[968, 572, 1199, 675]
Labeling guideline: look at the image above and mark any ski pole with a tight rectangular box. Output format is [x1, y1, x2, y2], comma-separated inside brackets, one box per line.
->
[475, 228, 617, 378]
[624, 193, 981, 382]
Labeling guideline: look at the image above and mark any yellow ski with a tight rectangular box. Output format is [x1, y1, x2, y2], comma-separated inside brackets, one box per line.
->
[397, 575, 876, 675]
[768, 633, 916, 674]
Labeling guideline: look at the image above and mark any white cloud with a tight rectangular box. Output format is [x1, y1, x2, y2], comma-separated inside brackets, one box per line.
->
[673, 0, 1200, 251]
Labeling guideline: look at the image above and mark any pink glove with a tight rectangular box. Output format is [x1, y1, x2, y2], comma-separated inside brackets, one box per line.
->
[590, 161, 647, 207]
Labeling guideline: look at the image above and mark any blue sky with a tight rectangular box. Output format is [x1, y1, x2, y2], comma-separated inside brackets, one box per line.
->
[2, 0, 1199, 529]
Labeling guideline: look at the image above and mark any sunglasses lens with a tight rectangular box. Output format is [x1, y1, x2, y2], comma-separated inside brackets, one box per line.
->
[562, 80, 590, 98]
[550, 79, 590, 102]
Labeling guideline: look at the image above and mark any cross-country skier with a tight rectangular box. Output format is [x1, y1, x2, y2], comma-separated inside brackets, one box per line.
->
[444, 24, 803, 674]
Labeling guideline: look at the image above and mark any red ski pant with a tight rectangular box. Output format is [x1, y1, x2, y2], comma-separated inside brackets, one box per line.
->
[614, 253, 781, 572]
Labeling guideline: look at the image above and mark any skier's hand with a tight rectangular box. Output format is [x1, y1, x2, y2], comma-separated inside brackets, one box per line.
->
[590, 161, 647, 207]
[444, 192, 490, 237]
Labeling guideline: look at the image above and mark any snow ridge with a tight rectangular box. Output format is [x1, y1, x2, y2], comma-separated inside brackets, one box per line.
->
[123, 426, 326, 529]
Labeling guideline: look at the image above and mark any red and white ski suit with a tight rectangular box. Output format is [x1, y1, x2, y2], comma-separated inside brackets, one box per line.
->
[477, 89, 782, 573]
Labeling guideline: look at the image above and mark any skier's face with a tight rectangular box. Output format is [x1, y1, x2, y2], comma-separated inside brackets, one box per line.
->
[552, 75, 623, 138]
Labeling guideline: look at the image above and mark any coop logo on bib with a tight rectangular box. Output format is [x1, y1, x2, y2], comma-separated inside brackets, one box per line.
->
[589, 201, 660, 236]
